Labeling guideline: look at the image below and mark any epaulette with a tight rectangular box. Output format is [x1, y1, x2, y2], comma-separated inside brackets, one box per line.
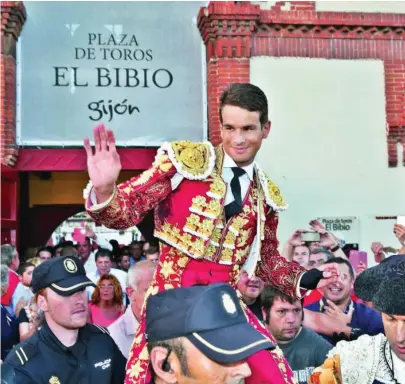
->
[255, 166, 287, 212]
[87, 323, 110, 335]
[5, 342, 38, 367]
[155, 141, 216, 180]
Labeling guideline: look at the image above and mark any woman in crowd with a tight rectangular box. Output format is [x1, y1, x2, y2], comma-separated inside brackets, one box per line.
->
[88, 274, 125, 327]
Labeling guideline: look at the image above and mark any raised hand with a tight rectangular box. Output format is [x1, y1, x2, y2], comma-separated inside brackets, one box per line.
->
[84, 124, 121, 202]
[324, 299, 354, 325]
[287, 229, 308, 247]
[314, 263, 340, 289]
[309, 219, 326, 234]
[394, 224, 405, 245]
[371, 241, 385, 263]
[355, 261, 367, 277]
[319, 232, 338, 249]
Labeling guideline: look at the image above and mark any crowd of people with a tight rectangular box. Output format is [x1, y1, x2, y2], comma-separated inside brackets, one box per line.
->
[2, 222, 404, 383]
[1, 82, 405, 384]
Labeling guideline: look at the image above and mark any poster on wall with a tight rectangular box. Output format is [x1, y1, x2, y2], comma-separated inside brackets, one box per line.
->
[317, 216, 359, 244]
[18, 1, 206, 147]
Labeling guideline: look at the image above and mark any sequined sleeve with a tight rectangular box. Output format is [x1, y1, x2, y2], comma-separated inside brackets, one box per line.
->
[256, 211, 306, 299]
[85, 155, 176, 230]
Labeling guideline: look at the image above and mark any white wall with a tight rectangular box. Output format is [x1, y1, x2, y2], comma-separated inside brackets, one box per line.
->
[252, 1, 405, 14]
[251, 57, 405, 263]
[316, 1, 405, 14]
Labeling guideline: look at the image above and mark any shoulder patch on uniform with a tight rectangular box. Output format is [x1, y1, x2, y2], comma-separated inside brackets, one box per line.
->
[5, 342, 37, 367]
[88, 323, 110, 335]
[155, 141, 216, 180]
[255, 166, 287, 212]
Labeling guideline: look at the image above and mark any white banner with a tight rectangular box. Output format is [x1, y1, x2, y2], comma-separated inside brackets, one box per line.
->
[317, 216, 359, 244]
[18, 1, 206, 146]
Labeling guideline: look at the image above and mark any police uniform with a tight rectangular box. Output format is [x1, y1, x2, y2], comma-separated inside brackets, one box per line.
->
[2, 256, 127, 384]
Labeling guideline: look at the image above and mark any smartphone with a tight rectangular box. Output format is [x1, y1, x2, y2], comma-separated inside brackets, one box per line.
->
[301, 231, 321, 242]
[397, 215, 405, 226]
[349, 250, 368, 271]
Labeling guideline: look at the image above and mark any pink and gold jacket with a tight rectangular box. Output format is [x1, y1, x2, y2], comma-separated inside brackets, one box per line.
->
[85, 141, 305, 298]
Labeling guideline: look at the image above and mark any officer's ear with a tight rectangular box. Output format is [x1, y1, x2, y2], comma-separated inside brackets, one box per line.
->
[150, 346, 177, 383]
[36, 289, 49, 313]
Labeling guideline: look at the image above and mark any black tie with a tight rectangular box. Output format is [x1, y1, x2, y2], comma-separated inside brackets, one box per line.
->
[225, 167, 246, 220]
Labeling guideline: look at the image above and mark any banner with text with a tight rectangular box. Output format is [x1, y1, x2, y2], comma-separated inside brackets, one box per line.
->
[18, 1, 206, 146]
[317, 217, 359, 244]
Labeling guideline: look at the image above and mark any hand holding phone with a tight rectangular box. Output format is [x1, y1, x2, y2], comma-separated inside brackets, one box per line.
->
[349, 250, 368, 272]
[301, 231, 321, 243]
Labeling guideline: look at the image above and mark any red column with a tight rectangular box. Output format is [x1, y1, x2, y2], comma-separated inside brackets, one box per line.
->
[1, 1, 26, 245]
[198, 2, 259, 145]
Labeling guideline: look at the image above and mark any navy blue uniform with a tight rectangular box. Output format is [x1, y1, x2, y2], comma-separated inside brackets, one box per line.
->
[2, 321, 126, 384]
[1, 304, 19, 361]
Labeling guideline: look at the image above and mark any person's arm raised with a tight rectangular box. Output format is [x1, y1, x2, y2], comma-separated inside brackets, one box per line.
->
[84, 124, 121, 204]
[83, 124, 177, 229]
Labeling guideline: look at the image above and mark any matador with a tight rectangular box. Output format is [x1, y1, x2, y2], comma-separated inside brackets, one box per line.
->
[83, 83, 338, 384]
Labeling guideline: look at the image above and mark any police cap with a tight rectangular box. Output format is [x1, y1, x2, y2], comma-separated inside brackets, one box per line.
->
[32, 256, 95, 296]
[146, 283, 274, 364]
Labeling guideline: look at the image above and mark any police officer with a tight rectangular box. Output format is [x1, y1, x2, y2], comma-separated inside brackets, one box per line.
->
[146, 283, 276, 384]
[2, 256, 126, 384]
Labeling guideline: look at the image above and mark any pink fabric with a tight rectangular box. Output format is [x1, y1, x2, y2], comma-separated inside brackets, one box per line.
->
[88, 303, 123, 328]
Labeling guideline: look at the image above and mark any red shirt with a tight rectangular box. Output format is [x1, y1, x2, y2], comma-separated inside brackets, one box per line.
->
[1, 270, 20, 306]
[303, 289, 323, 306]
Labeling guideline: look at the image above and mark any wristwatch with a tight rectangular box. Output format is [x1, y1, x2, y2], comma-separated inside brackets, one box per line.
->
[330, 243, 340, 252]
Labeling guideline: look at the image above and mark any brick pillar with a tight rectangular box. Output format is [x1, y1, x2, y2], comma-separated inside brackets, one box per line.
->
[1, 1, 26, 167]
[384, 61, 405, 167]
[198, 2, 259, 145]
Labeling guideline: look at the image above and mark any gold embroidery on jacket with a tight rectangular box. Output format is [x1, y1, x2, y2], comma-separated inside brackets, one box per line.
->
[171, 142, 211, 176]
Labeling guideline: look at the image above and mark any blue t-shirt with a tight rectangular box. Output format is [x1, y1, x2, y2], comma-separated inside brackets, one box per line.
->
[305, 298, 384, 345]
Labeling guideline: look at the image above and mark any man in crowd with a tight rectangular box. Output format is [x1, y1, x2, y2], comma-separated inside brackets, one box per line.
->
[108, 260, 156, 358]
[118, 253, 131, 272]
[308, 248, 334, 270]
[145, 248, 159, 262]
[87, 248, 128, 302]
[293, 245, 311, 267]
[36, 247, 53, 263]
[83, 83, 339, 383]
[2, 256, 126, 383]
[262, 286, 332, 384]
[282, 222, 348, 265]
[304, 248, 334, 306]
[314, 254, 405, 383]
[129, 241, 145, 266]
[146, 283, 274, 384]
[305, 257, 384, 345]
[237, 270, 265, 321]
[77, 236, 97, 274]
[1, 244, 21, 316]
